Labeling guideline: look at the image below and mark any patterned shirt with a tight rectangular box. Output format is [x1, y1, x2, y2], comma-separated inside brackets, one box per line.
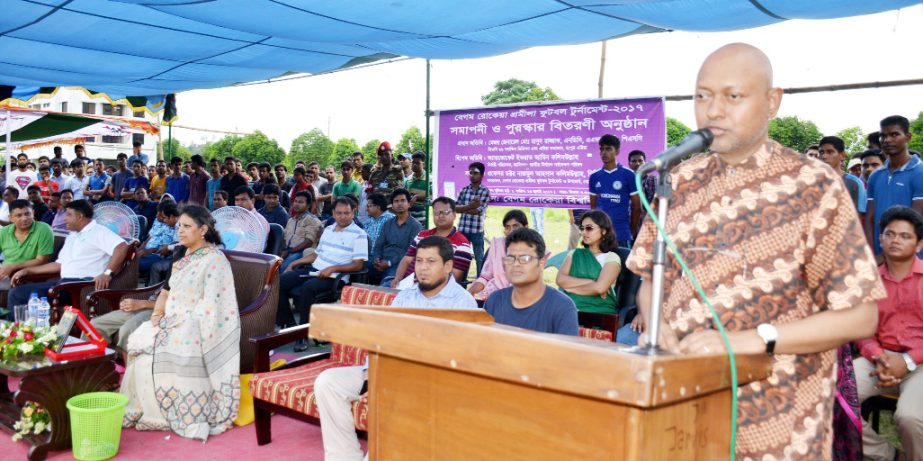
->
[456, 184, 490, 234]
[362, 211, 394, 252]
[145, 220, 178, 250]
[626, 140, 885, 460]
[640, 173, 657, 204]
[368, 165, 404, 198]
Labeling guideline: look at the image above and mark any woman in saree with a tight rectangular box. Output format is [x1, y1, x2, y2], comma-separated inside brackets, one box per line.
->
[121, 205, 240, 441]
[555, 210, 621, 315]
[468, 209, 528, 301]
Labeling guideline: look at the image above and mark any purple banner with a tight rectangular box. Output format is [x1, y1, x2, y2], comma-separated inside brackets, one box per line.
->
[433, 97, 665, 208]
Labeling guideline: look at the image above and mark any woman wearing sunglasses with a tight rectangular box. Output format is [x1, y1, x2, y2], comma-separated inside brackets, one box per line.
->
[555, 210, 621, 314]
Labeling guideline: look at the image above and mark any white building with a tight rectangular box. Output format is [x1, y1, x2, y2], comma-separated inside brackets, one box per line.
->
[22, 87, 160, 163]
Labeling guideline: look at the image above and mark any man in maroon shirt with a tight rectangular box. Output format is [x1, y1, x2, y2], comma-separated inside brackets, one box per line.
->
[186, 155, 209, 206]
[856, 205, 923, 461]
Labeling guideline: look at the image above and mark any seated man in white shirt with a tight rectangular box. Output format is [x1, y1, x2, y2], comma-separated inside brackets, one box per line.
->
[314, 235, 478, 461]
[10, 199, 130, 307]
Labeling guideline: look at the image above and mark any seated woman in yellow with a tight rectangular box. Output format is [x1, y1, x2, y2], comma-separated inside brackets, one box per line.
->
[121, 205, 240, 441]
[555, 210, 621, 314]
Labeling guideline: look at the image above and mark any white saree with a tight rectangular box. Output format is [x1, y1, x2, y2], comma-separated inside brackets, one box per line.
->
[121, 246, 240, 441]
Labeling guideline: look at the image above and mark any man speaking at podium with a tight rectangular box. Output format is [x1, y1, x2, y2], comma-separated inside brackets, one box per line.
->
[626, 43, 885, 459]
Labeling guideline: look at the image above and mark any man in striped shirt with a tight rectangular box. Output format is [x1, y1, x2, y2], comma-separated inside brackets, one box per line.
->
[391, 196, 472, 289]
[277, 197, 369, 351]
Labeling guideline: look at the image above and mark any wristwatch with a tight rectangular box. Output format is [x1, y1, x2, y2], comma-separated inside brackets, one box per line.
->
[756, 323, 778, 355]
[103, 269, 113, 276]
[903, 353, 917, 373]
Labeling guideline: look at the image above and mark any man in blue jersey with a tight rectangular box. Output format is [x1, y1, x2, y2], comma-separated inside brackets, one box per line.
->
[864, 115, 923, 257]
[589, 134, 641, 247]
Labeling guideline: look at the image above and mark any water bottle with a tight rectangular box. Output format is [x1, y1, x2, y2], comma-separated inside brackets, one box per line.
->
[37, 297, 51, 329]
[27, 292, 40, 325]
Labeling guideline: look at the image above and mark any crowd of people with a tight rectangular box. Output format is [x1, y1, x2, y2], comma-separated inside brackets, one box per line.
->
[0, 42, 920, 461]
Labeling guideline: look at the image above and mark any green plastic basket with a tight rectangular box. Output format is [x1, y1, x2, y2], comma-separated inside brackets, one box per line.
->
[66, 392, 129, 461]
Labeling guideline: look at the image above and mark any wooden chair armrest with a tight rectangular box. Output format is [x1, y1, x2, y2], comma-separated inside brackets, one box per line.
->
[269, 352, 333, 372]
[49, 279, 95, 320]
[239, 287, 271, 318]
[14, 272, 59, 285]
[86, 283, 165, 313]
[250, 325, 311, 373]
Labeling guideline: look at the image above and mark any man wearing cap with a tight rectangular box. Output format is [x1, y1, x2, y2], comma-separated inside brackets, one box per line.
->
[398, 152, 413, 182]
[819, 135, 866, 215]
[369, 142, 404, 199]
[847, 157, 863, 179]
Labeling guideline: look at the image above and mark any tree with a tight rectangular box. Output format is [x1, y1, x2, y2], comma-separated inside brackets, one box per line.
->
[910, 111, 923, 154]
[768, 116, 823, 153]
[330, 138, 360, 167]
[835, 126, 865, 155]
[395, 126, 427, 157]
[289, 128, 334, 168]
[666, 117, 691, 148]
[230, 131, 286, 166]
[361, 139, 380, 164]
[160, 138, 193, 161]
[202, 135, 242, 162]
[481, 78, 560, 106]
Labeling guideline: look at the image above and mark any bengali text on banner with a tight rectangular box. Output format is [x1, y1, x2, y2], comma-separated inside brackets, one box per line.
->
[433, 97, 665, 209]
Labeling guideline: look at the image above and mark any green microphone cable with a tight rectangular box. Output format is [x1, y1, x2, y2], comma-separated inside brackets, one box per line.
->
[633, 170, 738, 460]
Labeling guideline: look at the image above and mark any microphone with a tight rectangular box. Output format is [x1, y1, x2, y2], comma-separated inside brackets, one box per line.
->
[636, 129, 714, 176]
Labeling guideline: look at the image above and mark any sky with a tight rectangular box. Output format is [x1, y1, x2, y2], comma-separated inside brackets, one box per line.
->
[171, 6, 923, 152]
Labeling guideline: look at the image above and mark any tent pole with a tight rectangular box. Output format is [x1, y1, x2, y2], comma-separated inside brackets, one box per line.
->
[167, 122, 173, 159]
[424, 59, 432, 228]
[4, 109, 11, 181]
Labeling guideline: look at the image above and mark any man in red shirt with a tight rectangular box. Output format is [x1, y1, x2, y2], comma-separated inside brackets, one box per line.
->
[391, 196, 473, 289]
[34, 165, 59, 201]
[856, 205, 923, 461]
[288, 167, 316, 215]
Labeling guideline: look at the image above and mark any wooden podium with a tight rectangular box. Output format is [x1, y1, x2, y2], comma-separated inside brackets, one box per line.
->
[310, 304, 771, 460]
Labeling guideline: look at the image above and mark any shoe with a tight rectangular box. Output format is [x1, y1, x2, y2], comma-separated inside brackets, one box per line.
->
[293, 338, 309, 353]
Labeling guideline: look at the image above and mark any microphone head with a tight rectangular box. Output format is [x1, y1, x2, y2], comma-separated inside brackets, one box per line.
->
[692, 128, 714, 149]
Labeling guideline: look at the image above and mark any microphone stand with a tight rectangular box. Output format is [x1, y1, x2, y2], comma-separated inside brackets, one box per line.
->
[643, 169, 673, 355]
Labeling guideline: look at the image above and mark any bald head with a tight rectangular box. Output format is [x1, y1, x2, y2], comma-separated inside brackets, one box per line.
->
[694, 43, 782, 162]
[698, 43, 774, 90]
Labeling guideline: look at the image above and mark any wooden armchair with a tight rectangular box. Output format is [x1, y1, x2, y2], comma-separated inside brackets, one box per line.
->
[249, 284, 396, 446]
[85, 249, 281, 373]
[15, 240, 140, 323]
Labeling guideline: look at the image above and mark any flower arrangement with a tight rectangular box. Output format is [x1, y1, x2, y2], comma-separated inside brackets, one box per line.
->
[12, 402, 50, 441]
[0, 322, 57, 362]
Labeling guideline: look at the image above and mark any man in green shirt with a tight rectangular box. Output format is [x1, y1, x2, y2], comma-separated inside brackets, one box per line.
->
[0, 199, 54, 292]
[332, 161, 362, 199]
[406, 152, 430, 227]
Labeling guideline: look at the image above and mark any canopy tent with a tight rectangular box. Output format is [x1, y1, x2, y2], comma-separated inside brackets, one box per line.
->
[0, 0, 919, 102]
[1, 106, 159, 151]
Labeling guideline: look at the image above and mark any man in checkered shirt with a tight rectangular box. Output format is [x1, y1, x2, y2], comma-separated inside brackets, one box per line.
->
[455, 162, 490, 277]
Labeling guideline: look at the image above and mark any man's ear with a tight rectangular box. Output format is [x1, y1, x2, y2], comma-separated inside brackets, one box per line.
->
[767, 87, 783, 120]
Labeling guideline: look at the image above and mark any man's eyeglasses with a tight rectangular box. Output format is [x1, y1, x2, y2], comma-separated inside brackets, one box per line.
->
[502, 254, 539, 265]
[434, 210, 453, 217]
[578, 225, 597, 232]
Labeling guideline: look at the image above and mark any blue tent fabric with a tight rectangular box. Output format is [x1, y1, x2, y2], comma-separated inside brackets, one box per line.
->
[0, 0, 918, 100]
